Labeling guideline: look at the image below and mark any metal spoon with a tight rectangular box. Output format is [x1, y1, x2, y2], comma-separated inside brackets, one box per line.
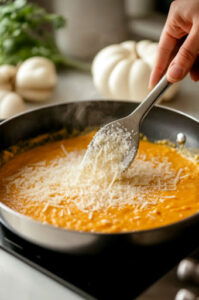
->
[85, 75, 172, 171]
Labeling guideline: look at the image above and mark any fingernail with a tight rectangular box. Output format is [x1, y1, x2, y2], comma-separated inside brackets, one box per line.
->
[168, 65, 184, 80]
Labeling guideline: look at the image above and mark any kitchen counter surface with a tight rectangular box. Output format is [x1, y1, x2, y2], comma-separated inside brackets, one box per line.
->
[0, 249, 84, 300]
[24, 70, 199, 119]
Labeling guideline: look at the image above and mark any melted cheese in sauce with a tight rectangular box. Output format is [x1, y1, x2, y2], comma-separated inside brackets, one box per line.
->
[0, 131, 198, 233]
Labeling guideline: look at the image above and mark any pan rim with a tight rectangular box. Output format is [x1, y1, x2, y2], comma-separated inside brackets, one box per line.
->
[0, 99, 198, 238]
[0, 98, 198, 125]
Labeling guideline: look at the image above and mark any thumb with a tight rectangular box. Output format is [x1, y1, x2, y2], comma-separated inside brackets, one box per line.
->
[167, 26, 199, 82]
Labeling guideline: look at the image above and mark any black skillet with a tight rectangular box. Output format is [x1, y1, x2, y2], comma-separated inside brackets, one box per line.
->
[0, 100, 198, 254]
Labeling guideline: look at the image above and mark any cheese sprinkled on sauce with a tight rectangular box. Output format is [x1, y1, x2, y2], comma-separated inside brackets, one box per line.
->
[0, 131, 199, 233]
[4, 149, 182, 213]
[80, 123, 136, 183]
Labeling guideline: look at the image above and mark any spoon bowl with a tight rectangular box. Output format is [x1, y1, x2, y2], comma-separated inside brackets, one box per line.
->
[85, 75, 172, 172]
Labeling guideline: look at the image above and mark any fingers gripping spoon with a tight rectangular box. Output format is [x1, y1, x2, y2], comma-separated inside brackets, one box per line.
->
[83, 75, 172, 174]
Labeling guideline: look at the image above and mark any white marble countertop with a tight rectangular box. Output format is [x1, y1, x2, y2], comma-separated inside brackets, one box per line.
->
[0, 70, 198, 300]
[0, 249, 84, 300]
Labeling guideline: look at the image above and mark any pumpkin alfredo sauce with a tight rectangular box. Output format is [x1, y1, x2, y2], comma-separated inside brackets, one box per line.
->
[0, 131, 198, 233]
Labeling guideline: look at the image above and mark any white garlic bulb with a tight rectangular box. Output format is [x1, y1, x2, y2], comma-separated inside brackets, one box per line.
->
[0, 91, 25, 119]
[15, 57, 57, 102]
[0, 65, 17, 91]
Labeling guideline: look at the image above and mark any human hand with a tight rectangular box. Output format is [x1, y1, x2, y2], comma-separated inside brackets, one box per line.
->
[149, 0, 199, 88]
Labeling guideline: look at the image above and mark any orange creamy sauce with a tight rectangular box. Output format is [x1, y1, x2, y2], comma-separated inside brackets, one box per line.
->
[0, 131, 199, 233]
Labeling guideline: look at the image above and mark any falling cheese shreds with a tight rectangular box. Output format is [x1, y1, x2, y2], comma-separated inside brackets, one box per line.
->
[4, 147, 183, 213]
[80, 122, 136, 182]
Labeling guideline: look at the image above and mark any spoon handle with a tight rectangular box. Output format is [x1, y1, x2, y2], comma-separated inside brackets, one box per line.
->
[131, 74, 172, 124]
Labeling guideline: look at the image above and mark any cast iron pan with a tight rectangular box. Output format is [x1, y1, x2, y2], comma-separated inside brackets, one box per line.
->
[0, 100, 198, 254]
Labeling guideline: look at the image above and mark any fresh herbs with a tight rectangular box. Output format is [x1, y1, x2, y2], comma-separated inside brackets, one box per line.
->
[0, 0, 90, 70]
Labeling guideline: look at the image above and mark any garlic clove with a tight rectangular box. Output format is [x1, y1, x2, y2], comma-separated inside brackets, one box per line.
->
[0, 92, 25, 119]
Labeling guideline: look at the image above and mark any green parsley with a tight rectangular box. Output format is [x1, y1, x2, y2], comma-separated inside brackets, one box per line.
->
[0, 0, 90, 70]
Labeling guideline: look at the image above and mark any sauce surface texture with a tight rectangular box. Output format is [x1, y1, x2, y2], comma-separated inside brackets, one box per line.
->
[0, 131, 199, 233]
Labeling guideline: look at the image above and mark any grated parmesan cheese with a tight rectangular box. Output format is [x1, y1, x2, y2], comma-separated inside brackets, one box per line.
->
[80, 123, 136, 183]
[4, 147, 183, 213]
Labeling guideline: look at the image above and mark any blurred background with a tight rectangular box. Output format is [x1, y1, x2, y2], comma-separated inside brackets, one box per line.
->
[32, 0, 172, 60]
[0, 0, 198, 120]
